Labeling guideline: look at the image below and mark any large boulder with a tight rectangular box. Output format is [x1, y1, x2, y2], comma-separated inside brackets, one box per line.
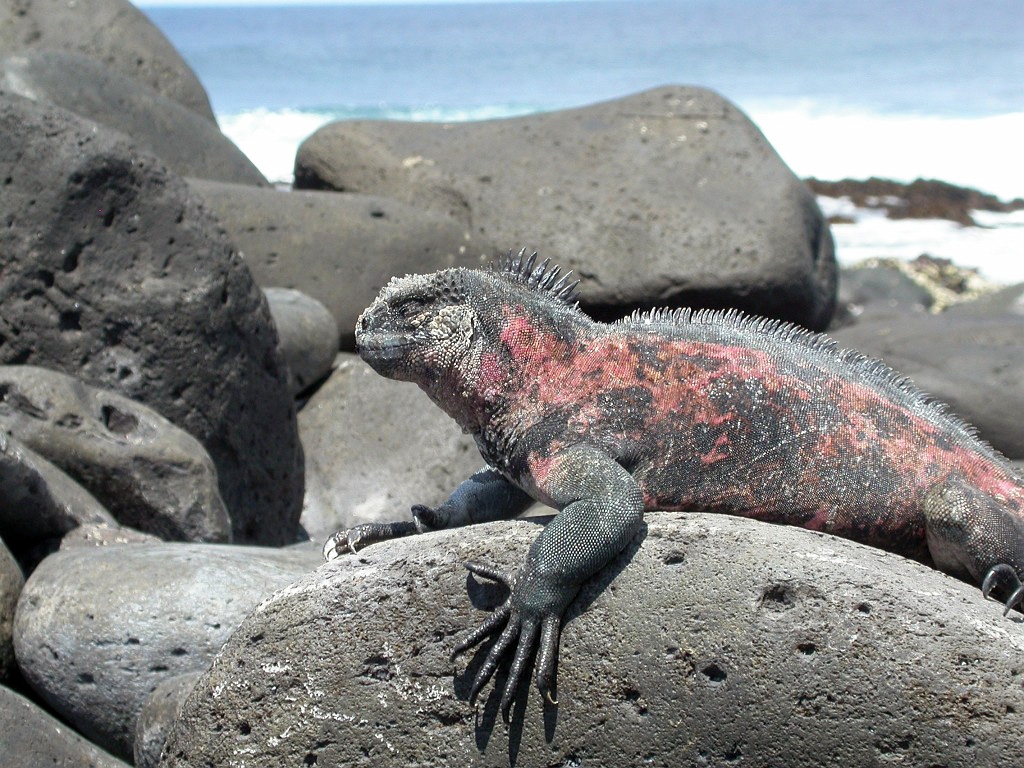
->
[159, 512, 1024, 767]
[0, 0, 215, 120]
[13, 541, 322, 761]
[0, 52, 267, 185]
[832, 294, 1024, 459]
[295, 85, 837, 330]
[297, 353, 483, 541]
[0, 685, 131, 768]
[0, 94, 304, 544]
[187, 178, 491, 348]
[0, 366, 230, 543]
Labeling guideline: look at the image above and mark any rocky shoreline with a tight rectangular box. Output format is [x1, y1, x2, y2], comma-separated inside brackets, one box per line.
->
[3, 0, 1024, 766]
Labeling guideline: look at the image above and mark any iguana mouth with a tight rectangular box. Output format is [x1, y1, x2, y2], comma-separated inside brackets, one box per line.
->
[356, 333, 418, 364]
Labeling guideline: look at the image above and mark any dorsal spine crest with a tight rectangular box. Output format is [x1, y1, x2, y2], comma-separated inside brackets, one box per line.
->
[497, 248, 581, 306]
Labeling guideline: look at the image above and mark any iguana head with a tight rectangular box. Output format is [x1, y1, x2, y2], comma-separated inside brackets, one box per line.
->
[355, 267, 477, 384]
[356, 250, 584, 429]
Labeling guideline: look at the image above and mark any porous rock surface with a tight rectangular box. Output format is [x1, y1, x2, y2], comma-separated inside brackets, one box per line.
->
[832, 296, 1024, 459]
[0, 51, 266, 185]
[0, 684, 131, 768]
[160, 512, 1024, 767]
[13, 541, 322, 761]
[295, 85, 837, 330]
[297, 353, 483, 541]
[262, 288, 339, 396]
[0, 366, 230, 543]
[188, 178, 490, 348]
[0, 93, 303, 544]
[134, 671, 205, 768]
[0, 0, 215, 120]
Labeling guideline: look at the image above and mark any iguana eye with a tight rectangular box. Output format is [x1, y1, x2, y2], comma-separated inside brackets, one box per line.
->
[394, 296, 426, 318]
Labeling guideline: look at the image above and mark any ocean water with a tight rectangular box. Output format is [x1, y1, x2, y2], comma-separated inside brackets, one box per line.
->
[140, 0, 1024, 281]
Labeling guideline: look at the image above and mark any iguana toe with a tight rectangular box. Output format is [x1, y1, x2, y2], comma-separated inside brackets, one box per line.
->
[982, 563, 1024, 616]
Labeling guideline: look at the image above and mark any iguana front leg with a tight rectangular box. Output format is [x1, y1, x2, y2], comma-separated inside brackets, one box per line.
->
[453, 444, 644, 719]
[322, 467, 533, 559]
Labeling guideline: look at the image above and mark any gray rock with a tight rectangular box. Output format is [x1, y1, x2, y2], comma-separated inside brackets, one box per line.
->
[60, 522, 162, 551]
[0, 536, 22, 682]
[0, 430, 117, 563]
[134, 672, 203, 768]
[946, 281, 1024, 317]
[188, 178, 491, 348]
[0, 684, 131, 768]
[0, 0, 215, 120]
[13, 541, 322, 761]
[295, 85, 837, 330]
[831, 309, 1024, 459]
[298, 353, 483, 542]
[0, 366, 230, 543]
[0, 94, 304, 545]
[0, 52, 266, 185]
[160, 512, 1024, 768]
[262, 288, 339, 396]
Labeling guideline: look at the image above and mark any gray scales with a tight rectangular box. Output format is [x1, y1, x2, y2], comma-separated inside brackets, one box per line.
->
[324, 251, 1024, 719]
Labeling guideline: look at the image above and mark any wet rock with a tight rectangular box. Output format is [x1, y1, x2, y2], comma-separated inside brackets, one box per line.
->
[0, 366, 230, 544]
[0, 52, 266, 185]
[0, 430, 117, 566]
[0, 94, 303, 545]
[832, 307, 1024, 459]
[160, 512, 1024, 767]
[0, 536, 22, 682]
[188, 178, 490, 348]
[0, 684, 131, 768]
[134, 671, 203, 768]
[13, 541, 322, 761]
[263, 288, 339, 396]
[0, 0, 215, 120]
[295, 85, 837, 330]
[298, 353, 482, 542]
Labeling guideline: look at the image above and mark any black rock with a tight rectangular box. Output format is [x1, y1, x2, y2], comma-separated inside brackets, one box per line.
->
[0, 0, 215, 121]
[0, 51, 266, 185]
[0, 93, 303, 545]
[295, 86, 837, 330]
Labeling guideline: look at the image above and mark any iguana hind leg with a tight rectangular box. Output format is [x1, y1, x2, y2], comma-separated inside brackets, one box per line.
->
[923, 473, 1024, 614]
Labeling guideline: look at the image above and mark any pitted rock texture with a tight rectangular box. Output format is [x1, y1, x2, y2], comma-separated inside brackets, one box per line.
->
[13, 542, 322, 761]
[0, 94, 304, 544]
[295, 85, 836, 330]
[160, 513, 1024, 768]
[0, 366, 230, 543]
[188, 178, 491, 348]
[0, 0, 215, 120]
[297, 353, 484, 541]
[0, 51, 266, 185]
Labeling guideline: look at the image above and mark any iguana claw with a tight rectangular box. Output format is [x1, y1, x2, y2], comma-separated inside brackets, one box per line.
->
[982, 563, 1024, 616]
[453, 561, 561, 721]
[321, 521, 418, 561]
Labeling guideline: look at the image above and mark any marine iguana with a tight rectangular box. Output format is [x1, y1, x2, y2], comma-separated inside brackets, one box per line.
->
[323, 250, 1024, 719]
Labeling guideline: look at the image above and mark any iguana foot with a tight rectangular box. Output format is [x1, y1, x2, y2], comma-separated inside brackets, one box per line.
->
[452, 561, 561, 721]
[981, 563, 1024, 616]
[322, 520, 417, 560]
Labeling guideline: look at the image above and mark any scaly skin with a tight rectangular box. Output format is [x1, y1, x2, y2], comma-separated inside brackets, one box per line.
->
[324, 250, 1024, 719]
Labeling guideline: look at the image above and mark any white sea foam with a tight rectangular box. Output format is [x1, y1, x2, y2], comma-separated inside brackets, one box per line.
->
[749, 104, 1024, 203]
[819, 201, 1024, 285]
